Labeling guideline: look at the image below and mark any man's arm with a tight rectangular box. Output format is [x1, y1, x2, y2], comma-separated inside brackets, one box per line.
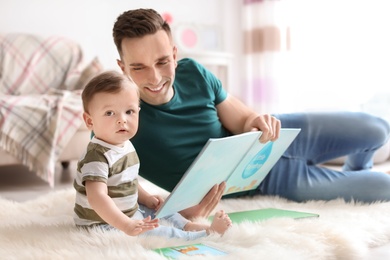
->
[179, 94, 281, 220]
[217, 94, 281, 143]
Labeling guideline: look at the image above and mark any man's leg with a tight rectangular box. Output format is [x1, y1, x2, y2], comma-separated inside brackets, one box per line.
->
[258, 112, 390, 203]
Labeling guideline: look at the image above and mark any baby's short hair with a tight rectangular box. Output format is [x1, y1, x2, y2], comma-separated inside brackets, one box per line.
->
[82, 70, 138, 113]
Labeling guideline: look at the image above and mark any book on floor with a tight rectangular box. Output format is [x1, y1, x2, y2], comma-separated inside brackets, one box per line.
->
[208, 208, 319, 223]
[153, 243, 227, 259]
[155, 128, 301, 218]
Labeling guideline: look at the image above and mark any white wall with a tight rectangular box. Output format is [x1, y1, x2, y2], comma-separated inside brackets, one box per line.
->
[0, 0, 241, 94]
[3, 1, 389, 117]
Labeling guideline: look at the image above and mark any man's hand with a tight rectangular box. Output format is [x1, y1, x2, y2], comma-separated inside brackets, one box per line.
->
[216, 95, 281, 143]
[245, 114, 281, 143]
[179, 182, 226, 220]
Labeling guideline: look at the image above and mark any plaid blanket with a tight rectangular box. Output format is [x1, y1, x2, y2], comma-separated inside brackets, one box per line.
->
[0, 34, 102, 187]
[0, 90, 84, 187]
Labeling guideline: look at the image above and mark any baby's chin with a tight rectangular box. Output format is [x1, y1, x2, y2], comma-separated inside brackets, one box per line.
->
[113, 136, 133, 145]
[98, 136, 131, 147]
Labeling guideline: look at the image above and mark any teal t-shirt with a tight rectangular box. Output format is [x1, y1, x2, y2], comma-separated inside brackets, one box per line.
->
[131, 58, 230, 191]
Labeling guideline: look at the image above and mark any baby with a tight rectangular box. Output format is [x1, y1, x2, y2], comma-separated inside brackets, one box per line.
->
[73, 70, 232, 239]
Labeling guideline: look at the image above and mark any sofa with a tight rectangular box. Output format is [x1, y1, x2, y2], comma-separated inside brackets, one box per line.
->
[0, 33, 102, 187]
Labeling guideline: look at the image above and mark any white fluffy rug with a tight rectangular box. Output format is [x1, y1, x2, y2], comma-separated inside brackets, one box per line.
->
[1, 183, 390, 260]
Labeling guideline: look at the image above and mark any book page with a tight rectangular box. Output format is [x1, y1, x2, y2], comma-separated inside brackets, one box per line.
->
[224, 129, 301, 195]
[155, 132, 260, 218]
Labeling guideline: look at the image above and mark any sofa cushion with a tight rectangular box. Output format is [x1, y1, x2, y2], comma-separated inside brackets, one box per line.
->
[0, 33, 99, 95]
[64, 56, 103, 91]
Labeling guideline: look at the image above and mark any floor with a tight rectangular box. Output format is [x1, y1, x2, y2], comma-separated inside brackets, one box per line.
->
[0, 161, 390, 259]
[0, 162, 76, 202]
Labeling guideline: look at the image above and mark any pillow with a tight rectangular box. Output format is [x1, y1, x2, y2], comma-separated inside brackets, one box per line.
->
[64, 57, 103, 91]
[0, 34, 99, 95]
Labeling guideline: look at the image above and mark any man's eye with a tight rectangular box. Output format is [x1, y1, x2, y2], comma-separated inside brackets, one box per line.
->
[132, 67, 143, 71]
[158, 61, 168, 66]
[105, 111, 114, 116]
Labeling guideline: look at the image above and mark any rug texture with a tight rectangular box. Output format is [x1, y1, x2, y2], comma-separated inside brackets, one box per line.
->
[1, 183, 390, 260]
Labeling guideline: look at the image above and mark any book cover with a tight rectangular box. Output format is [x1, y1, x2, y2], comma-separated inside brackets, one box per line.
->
[208, 208, 319, 223]
[153, 243, 227, 259]
[155, 128, 301, 218]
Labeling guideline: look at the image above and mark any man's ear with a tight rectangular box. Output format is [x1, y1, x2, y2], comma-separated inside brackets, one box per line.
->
[117, 59, 125, 73]
[172, 46, 178, 68]
[83, 112, 93, 130]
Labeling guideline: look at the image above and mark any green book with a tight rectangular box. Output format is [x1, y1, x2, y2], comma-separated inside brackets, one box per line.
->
[209, 208, 319, 223]
[153, 243, 227, 259]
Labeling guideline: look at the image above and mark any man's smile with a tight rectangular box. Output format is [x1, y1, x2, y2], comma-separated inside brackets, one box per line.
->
[146, 84, 164, 93]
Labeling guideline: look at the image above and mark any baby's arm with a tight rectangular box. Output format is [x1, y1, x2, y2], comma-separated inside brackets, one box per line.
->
[85, 180, 159, 236]
[137, 183, 164, 210]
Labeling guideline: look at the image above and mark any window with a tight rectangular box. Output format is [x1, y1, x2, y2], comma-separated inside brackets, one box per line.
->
[282, 0, 390, 117]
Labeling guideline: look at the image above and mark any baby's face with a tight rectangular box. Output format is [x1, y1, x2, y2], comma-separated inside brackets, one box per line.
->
[84, 86, 139, 146]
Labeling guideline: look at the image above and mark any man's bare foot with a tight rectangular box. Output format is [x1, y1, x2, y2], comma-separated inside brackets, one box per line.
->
[208, 210, 232, 235]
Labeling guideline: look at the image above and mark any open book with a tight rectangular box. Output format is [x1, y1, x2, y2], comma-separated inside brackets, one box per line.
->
[155, 128, 301, 218]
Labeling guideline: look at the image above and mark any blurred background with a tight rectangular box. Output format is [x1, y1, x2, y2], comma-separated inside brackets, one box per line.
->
[1, 0, 389, 120]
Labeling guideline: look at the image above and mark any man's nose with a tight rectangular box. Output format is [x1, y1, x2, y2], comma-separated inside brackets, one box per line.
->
[148, 67, 162, 85]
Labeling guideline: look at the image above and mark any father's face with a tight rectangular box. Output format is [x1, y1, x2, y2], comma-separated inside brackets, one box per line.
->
[118, 30, 177, 106]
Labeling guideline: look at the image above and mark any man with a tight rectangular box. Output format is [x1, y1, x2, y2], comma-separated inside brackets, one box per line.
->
[112, 8, 390, 220]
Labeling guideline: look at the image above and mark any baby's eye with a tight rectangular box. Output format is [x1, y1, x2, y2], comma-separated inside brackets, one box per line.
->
[126, 110, 134, 115]
[105, 111, 114, 116]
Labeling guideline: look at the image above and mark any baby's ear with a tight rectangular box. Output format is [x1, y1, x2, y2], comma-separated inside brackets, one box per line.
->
[83, 112, 94, 130]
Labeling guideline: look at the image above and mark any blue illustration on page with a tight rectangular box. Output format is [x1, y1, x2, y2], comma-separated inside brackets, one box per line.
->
[224, 131, 298, 195]
[242, 142, 273, 179]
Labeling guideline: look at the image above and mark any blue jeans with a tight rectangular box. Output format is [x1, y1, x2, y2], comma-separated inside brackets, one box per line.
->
[258, 112, 390, 203]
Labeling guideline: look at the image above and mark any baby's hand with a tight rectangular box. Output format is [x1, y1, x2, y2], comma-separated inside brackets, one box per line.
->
[124, 216, 159, 236]
[146, 195, 165, 210]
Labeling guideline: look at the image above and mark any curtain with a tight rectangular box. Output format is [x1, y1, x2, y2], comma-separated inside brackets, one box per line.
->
[242, 0, 390, 116]
[241, 0, 291, 113]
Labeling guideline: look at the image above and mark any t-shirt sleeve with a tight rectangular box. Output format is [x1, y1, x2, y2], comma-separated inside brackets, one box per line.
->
[193, 59, 228, 105]
[213, 78, 228, 105]
[81, 162, 108, 185]
[78, 149, 109, 185]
